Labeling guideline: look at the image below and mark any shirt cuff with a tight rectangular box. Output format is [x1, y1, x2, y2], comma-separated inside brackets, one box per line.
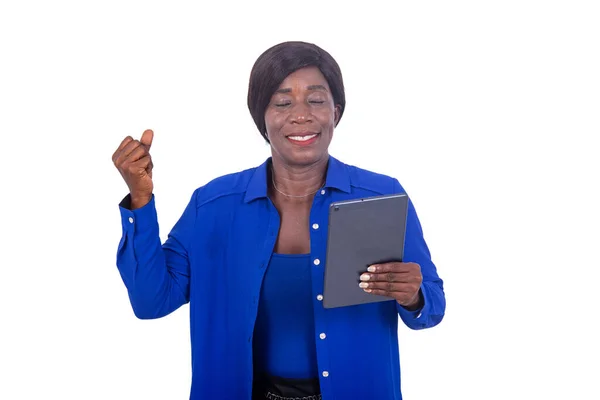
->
[397, 287, 427, 321]
[119, 194, 159, 232]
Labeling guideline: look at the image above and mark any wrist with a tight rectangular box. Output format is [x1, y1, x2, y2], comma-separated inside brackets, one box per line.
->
[400, 290, 423, 311]
[130, 193, 152, 210]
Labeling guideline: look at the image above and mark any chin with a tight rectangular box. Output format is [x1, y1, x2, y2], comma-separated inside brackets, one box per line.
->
[286, 148, 329, 167]
[272, 133, 331, 166]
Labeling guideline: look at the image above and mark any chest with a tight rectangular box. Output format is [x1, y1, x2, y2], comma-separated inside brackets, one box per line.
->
[273, 199, 312, 254]
[211, 195, 333, 301]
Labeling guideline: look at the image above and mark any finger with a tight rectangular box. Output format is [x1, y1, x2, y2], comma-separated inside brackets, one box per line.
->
[124, 144, 150, 164]
[359, 281, 415, 293]
[112, 136, 134, 163]
[368, 262, 418, 274]
[130, 156, 152, 173]
[140, 129, 154, 149]
[365, 288, 415, 304]
[124, 157, 152, 179]
[365, 289, 390, 298]
[114, 140, 143, 166]
[360, 272, 414, 284]
[147, 158, 154, 177]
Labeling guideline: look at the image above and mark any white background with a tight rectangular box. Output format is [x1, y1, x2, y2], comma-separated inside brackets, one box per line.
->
[1, 1, 599, 399]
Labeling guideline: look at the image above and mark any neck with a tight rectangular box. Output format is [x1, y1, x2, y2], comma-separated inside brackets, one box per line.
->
[270, 155, 328, 199]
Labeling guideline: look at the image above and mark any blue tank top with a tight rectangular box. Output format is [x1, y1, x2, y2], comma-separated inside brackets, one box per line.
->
[252, 253, 318, 379]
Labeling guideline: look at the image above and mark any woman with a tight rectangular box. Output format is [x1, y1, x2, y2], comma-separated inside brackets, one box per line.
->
[112, 41, 445, 400]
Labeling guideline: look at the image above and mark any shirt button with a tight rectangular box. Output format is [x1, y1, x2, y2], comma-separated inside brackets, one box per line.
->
[319, 333, 326, 340]
[313, 259, 320, 266]
[316, 294, 323, 301]
[312, 223, 319, 230]
[417, 312, 422, 319]
[128, 217, 134, 223]
[322, 371, 329, 378]
[320, 190, 326, 195]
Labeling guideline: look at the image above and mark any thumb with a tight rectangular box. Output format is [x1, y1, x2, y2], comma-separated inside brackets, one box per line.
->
[140, 129, 154, 149]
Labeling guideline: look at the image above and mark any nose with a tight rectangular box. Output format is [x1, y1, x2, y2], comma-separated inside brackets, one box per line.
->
[290, 102, 312, 124]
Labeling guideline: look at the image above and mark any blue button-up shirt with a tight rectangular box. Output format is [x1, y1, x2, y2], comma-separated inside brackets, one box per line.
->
[116, 155, 445, 400]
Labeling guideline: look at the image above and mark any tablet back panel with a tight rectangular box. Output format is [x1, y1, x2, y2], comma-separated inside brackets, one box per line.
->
[323, 193, 409, 309]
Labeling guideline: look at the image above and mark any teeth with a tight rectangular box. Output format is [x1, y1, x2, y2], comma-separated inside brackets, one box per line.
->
[289, 134, 317, 141]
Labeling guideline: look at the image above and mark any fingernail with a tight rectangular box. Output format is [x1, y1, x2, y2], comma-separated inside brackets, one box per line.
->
[364, 289, 372, 293]
[359, 282, 369, 289]
[367, 266, 376, 273]
[360, 274, 370, 281]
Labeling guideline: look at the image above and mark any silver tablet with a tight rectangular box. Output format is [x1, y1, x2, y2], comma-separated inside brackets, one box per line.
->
[323, 193, 409, 309]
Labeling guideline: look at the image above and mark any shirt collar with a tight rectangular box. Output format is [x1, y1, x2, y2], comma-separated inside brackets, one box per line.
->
[244, 154, 351, 203]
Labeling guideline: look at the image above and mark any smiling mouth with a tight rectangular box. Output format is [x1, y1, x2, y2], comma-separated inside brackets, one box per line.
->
[287, 133, 319, 142]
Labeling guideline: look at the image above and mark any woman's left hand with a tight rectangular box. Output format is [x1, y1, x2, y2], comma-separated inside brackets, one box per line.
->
[359, 262, 423, 310]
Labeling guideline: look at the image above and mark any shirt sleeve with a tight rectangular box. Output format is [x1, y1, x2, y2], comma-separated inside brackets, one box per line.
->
[392, 179, 446, 330]
[115, 191, 197, 319]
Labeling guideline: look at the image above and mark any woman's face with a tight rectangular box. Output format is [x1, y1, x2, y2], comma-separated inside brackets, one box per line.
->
[264, 66, 340, 167]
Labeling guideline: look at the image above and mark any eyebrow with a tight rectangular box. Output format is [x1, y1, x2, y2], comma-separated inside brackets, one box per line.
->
[275, 84, 329, 94]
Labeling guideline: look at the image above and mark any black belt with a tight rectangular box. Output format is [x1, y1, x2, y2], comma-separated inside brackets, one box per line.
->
[253, 374, 321, 400]
[255, 394, 321, 400]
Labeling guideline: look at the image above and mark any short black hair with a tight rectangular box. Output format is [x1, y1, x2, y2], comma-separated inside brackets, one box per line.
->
[247, 41, 346, 143]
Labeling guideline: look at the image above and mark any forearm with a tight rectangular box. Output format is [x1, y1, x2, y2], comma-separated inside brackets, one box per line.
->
[117, 194, 189, 319]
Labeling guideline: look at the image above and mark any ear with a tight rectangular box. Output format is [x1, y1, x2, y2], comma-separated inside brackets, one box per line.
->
[333, 105, 342, 126]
